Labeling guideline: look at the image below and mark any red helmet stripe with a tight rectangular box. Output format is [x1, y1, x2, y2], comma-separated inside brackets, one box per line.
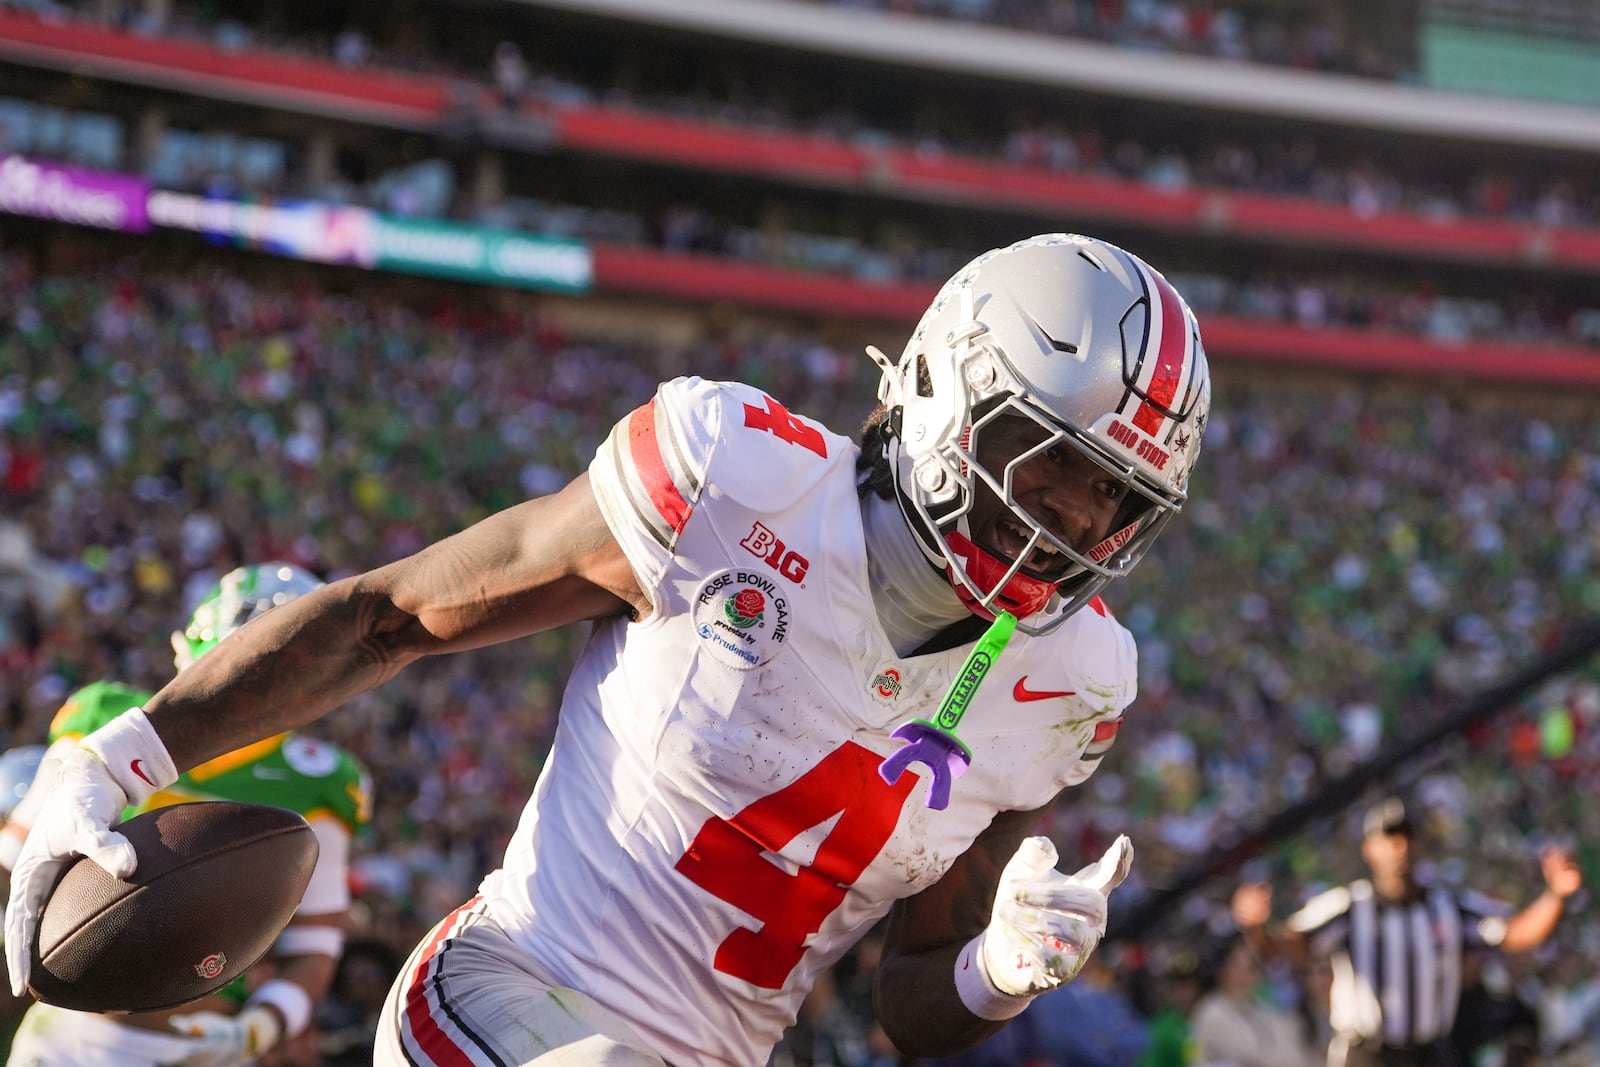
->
[1132, 267, 1192, 436]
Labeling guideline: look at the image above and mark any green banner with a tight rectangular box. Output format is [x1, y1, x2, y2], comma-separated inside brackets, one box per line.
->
[1421, 22, 1600, 107]
[374, 216, 593, 293]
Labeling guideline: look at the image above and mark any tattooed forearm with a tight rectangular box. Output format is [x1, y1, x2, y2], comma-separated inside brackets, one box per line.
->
[140, 481, 641, 772]
[143, 579, 417, 770]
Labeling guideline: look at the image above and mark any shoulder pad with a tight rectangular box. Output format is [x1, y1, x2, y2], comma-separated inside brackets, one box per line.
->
[595, 377, 849, 552]
[281, 735, 373, 830]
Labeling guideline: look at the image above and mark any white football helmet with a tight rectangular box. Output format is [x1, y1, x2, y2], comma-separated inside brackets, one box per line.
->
[172, 562, 324, 671]
[872, 233, 1210, 635]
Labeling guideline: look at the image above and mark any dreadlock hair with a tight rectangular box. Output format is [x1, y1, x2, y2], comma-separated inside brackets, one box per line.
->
[856, 402, 897, 502]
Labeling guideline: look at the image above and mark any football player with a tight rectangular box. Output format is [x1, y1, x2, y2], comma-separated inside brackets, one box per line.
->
[8, 234, 1209, 1065]
[2, 564, 371, 1067]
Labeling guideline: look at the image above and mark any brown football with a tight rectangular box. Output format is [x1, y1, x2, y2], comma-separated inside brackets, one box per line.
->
[28, 801, 319, 1013]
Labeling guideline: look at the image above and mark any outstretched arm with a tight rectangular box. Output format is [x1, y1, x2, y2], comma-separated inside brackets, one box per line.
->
[148, 471, 645, 771]
[6, 473, 645, 994]
[1501, 847, 1583, 954]
[1231, 881, 1309, 965]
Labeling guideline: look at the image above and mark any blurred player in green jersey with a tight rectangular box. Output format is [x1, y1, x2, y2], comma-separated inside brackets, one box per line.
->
[1, 564, 371, 1067]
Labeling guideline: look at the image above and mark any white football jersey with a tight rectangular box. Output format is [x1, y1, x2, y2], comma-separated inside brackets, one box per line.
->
[484, 376, 1137, 1065]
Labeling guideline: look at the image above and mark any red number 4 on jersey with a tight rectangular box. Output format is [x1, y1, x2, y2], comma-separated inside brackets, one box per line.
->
[674, 742, 913, 987]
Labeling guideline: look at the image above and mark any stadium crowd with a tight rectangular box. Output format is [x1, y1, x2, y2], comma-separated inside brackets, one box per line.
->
[6, 116, 1597, 348]
[6, 2, 1599, 370]
[3, 0, 1410, 84]
[2, 243, 1599, 1064]
[3, 0, 1598, 236]
[0, 0, 1596, 1060]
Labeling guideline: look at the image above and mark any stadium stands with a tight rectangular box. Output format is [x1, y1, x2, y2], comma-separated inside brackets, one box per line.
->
[3, 1, 1599, 1063]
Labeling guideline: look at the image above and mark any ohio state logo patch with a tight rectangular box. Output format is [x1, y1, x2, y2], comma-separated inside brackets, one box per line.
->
[870, 664, 904, 703]
[693, 568, 789, 670]
[194, 952, 227, 980]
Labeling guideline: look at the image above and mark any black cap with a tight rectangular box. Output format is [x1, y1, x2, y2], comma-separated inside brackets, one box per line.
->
[1363, 796, 1414, 838]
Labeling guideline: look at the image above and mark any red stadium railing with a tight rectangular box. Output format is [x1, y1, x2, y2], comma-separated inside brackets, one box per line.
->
[591, 244, 1600, 388]
[0, 10, 456, 127]
[1197, 316, 1600, 388]
[5, 8, 1600, 273]
[591, 244, 928, 318]
[555, 107, 870, 187]
[564, 110, 1600, 273]
[878, 148, 1210, 227]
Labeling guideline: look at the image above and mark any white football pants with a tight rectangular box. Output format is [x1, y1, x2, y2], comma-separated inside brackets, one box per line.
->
[376, 896, 669, 1066]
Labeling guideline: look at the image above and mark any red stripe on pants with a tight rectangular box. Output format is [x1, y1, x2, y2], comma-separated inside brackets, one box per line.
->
[402, 897, 484, 1067]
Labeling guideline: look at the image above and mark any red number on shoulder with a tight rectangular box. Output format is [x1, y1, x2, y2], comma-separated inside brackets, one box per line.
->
[742, 395, 828, 458]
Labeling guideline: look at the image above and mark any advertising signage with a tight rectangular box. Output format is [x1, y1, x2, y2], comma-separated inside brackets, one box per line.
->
[146, 192, 377, 266]
[147, 190, 593, 293]
[0, 155, 150, 232]
[373, 216, 593, 293]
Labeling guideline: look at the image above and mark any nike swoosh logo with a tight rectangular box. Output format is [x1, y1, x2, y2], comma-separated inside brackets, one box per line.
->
[1013, 677, 1075, 702]
[129, 759, 156, 787]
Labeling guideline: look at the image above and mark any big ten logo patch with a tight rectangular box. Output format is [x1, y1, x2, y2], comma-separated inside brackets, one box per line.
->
[693, 568, 792, 670]
[740, 522, 810, 584]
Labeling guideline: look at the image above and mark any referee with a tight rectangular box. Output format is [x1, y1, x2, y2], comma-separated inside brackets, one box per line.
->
[1232, 796, 1583, 1067]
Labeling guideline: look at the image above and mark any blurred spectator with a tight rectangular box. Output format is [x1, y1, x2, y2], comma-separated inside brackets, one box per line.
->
[315, 938, 403, 1065]
[1538, 949, 1600, 1066]
[1451, 951, 1541, 1067]
[1132, 947, 1202, 1067]
[1188, 933, 1320, 1067]
[332, 28, 370, 69]
[492, 40, 530, 111]
[1031, 951, 1152, 1067]
[924, 952, 1150, 1067]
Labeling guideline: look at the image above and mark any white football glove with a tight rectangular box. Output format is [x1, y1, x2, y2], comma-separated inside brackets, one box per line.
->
[977, 834, 1133, 996]
[169, 1005, 283, 1067]
[5, 708, 177, 996]
[4, 747, 137, 995]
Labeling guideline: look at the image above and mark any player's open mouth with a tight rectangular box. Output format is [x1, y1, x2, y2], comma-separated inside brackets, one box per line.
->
[989, 519, 1071, 579]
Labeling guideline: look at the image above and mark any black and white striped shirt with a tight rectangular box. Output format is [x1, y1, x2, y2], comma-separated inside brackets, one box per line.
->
[1288, 879, 1510, 1048]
